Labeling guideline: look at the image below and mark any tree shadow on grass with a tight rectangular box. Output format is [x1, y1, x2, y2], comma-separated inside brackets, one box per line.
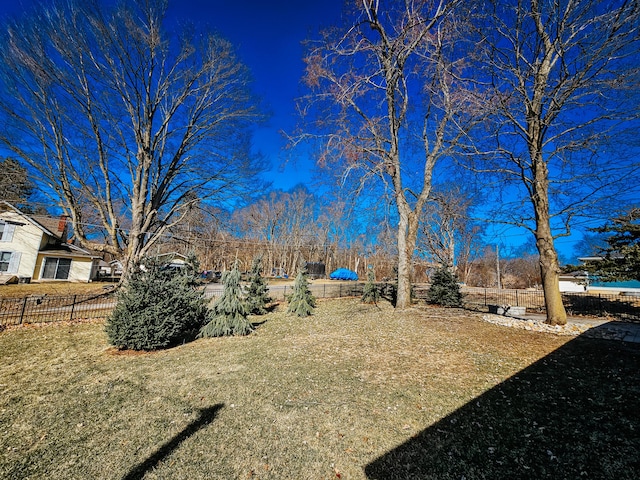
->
[365, 327, 640, 479]
[122, 404, 224, 480]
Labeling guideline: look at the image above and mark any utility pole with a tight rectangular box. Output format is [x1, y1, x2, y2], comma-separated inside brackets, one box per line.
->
[496, 244, 501, 289]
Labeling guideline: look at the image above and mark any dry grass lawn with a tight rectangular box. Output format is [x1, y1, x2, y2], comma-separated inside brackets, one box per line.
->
[1, 298, 638, 479]
[0, 281, 112, 298]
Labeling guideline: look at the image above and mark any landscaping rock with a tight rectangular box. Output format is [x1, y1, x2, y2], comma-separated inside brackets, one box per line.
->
[480, 314, 634, 341]
[481, 314, 591, 336]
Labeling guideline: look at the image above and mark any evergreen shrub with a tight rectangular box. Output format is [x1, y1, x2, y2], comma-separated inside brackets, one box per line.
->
[427, 267, 463, 307]
[287, 269, 316, 317]
[361, 267, 380, 304]
[199, 265, 254, 337]
[105, 256, 208, 350]
[246, 256, 272, 314]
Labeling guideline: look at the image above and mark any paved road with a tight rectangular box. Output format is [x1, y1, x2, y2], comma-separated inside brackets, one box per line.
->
[203, 281, 364, 301]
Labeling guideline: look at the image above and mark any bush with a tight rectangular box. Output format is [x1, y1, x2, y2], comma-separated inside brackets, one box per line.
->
[427, 267, 463, 307]
[199, 265, 253, 337]
[245, 256, 272, 314]
[361, 268, 380, 304]
[105, 257, 208, 351]
[287, 269, 316, 317]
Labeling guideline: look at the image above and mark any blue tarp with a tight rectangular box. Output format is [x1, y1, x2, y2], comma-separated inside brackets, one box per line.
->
[330, 268, 358, 281]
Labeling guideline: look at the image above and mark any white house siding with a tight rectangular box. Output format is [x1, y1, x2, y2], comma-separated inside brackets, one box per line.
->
[33, 255, 97, 282]
[69, 258, 97, 282]
[558, 280, 587, 293]
[0, 211, 43, 278]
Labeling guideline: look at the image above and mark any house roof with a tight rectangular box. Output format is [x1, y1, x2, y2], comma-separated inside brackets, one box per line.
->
[39, 243, 101, 259]
[0, 201, 66, 240]
[559, 270, 589, 279]
[0, 201, 99, 259]
[578, 254, 624, 261]
[155, 251, 189, 263]
[32, 215, 68, 242]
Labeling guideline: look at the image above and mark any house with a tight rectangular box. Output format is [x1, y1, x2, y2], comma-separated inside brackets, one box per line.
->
[0, 201, 100, 283]
[558, 270, 589, 292]
[97, 259, 124, 281]
[154, 252, 189, 267]
[575, 255, 640, 293]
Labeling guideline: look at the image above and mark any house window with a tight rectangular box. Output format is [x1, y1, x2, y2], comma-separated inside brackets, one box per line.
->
[0, 251, 20, 273]
[0, 222, 16, 242]
[0, 221, 17, 242]
[0, 251, 10, 272]
[42, 257, 72, 280]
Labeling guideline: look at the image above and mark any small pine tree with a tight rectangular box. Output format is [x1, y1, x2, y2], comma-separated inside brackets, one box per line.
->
[361, 267, 380, 304]
[287, 268, 316, 317]
[199, 264, 253, 337]
[245, 256, 272, 314]
[105, 256, 208, 351]
[427, 267, 463, 307]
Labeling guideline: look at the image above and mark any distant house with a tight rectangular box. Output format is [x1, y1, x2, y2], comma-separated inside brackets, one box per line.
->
[97, 259, 124, 281]
[575, 255, 640, 293]
[0, 201, 100, 283]
[558, 270, 589, 292]
[154, 252, 188, 267]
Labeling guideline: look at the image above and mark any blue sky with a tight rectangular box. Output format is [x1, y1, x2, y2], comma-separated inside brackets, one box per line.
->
[0, 0, 344, 191]
[0, 0, 617, 262]
[164, 0, 344, 191]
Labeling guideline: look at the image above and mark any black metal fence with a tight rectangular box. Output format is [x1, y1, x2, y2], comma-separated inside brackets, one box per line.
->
[2, 283, 639, 327]
[462, 286, 640, 321]
[0, 293, 117, 327]
[261, 282, 367, 301]
[0, 282, 370, 327]
[462, 287, 546, 312]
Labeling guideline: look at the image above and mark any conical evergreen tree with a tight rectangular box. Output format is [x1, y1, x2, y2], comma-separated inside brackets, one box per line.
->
[199, 264, 253, 337]
[287, 268, 316, 317]
[427, 267, 463, 307]
[246, 256, 272, 314]
[361, 267, 380, 304]
[105, 256, 208, 351]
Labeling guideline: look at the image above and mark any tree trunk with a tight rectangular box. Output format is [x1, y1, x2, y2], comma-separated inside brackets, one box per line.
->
[536, 228, 567, 325]
[532, 159, 568, 325]
[396, 214, 412, 309]
[396, 205, 421, 309]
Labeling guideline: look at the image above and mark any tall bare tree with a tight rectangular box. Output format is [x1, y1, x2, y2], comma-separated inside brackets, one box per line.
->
[233, 191, 287, 276]
[299, 0, 482, 308]
[476, 0, 640, 324]
[0, 0, 263, 274]
[0, 158, 34, 210]
[417, 184, 483, 277]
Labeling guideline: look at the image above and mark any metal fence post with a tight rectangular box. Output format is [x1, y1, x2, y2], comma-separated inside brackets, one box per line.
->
[599, 294, 603, 316]
[19, 297, 28, 325]
[515, 290, 519, 307]
[70, 295, 77, 321]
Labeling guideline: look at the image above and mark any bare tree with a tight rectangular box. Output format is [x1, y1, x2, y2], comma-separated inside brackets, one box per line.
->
[502, 254, 542, 289]
[0, 0, 263, 274]
[475, 0, 640, 324]
[299, 0, 483, 308]
[280, 187, 318, 273]
[233, 191, 287, 276]
[0, 158, 34, 209]
[467, 246, 500, 288]
[417, 184, 483, 278]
